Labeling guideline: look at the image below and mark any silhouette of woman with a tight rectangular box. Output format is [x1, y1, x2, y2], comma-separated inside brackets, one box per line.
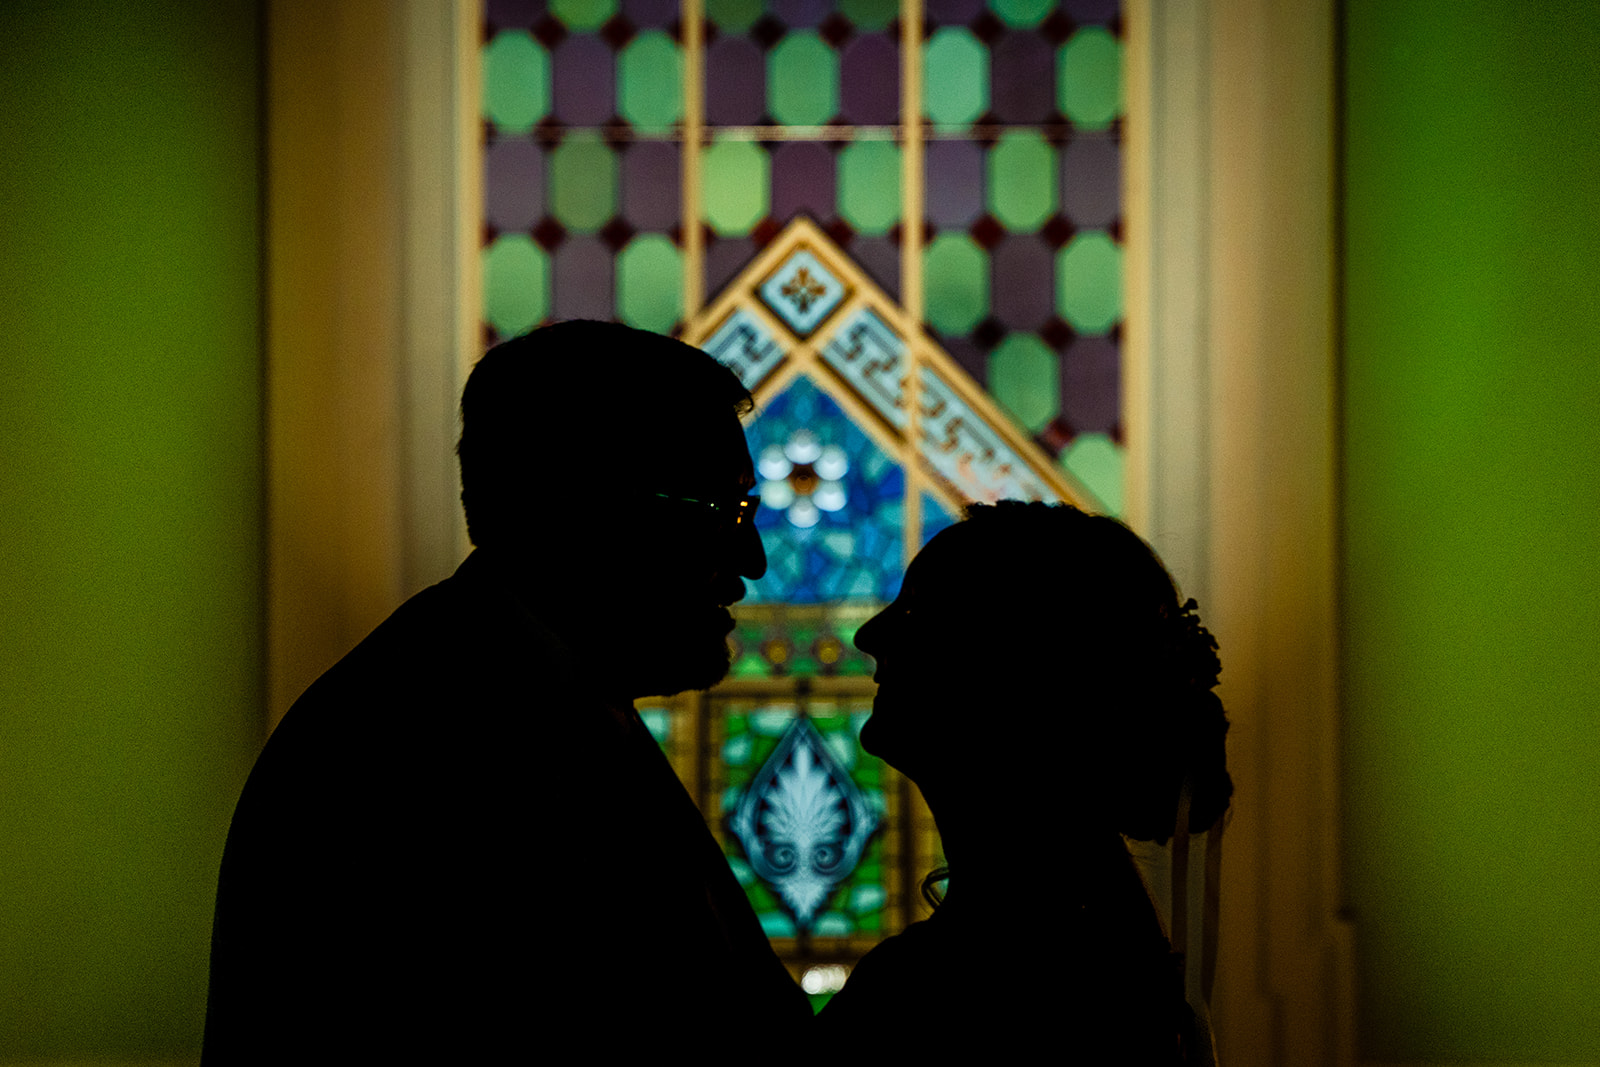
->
[814, 501, 1232, 1062]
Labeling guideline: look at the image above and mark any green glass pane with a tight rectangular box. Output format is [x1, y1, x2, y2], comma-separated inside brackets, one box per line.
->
[1058, 27, 1123, 130]
[837, 140, 900, 236]
[769, 33, 839, 127]
[550, 0, 618, 32]
[619, 32, 682, 133]
[988, 332, 1058, 432]
[481, 235, 549, 337]
[1056, 231, 1122, 334]
[839, 0, 896, 31]
[760, 912, 797, 937]
[989, 0, 1052, 29]
[923, 234, 988, 334]
[703, 140, 769, 236]
[481, 32, 549, 133]
[618, 235, 683, 332]
[988, 131, 1055, 230]
[549, 134, 616, 233]
[1061, 432, 1123, 516]
[706, 0, 761, 32]
[922, 29, 987, 126]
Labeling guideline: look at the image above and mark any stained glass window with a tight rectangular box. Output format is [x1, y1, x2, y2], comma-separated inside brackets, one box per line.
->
[478, 0, 1121, 986]
[717, 699, 892, 947]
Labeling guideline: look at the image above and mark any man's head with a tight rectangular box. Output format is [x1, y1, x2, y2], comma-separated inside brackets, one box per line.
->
[458, 320, 766, 698]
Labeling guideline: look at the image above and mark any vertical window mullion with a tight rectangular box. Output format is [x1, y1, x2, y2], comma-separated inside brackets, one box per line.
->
[682, 0, 706, 322]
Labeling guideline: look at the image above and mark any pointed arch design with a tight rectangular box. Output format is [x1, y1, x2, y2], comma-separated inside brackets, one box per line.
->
[688, 218, 1103, 537]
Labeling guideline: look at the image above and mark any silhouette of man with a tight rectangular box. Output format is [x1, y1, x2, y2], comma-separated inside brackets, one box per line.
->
[203, 322, 812, 1061]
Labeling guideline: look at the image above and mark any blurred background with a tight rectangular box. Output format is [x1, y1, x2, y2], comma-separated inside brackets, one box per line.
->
[0, 0, 1596, 1063]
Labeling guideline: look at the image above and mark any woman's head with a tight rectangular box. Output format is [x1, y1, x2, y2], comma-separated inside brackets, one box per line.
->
[854, 501, 1232, 840]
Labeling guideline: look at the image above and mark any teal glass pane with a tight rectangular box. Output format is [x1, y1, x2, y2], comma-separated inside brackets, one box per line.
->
[1058, 26, 1123, 131]
[1057, 230, 1122, 335]
[481, 235, 549, 337]
[745, 375, 905, 604]
[923, 29, 988, 126]
[769, 32, 839, 127]
[988, 131, 1055, 231]
[482, 31, 550, 133]
[837, 140, 900, 237]
[706, 306, 787, 391]
[638, 707, 673, 745]
[618, 31, 682, 133]
[759, 249, 848, 337]
[617, 235, 683, 332]
[549, 134, 617, 234]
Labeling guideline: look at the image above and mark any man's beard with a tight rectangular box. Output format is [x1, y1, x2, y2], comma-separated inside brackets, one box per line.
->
[628, 604, 736, 697]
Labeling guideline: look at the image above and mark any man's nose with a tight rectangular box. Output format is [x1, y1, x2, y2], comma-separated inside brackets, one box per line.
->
[737, 515, 767, 580]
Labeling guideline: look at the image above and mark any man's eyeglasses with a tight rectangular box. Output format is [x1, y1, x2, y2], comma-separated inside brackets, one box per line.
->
[646, 492, 761, 531]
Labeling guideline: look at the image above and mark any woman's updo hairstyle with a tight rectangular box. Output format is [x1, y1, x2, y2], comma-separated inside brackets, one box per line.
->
[956, 501, 1232, 842]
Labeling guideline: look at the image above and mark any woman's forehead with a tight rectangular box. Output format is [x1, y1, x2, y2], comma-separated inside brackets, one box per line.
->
[901, 524, 985, 598]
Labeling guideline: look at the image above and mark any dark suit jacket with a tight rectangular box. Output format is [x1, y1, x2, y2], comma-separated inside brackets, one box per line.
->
[203, 551, 811, 1062]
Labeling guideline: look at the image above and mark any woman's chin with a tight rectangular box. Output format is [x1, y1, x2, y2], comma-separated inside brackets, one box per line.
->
[858, 716, 892, 762]
[859, 718, 918, 779]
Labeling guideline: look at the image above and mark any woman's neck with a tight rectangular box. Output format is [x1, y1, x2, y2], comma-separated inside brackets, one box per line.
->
[919, 783, 1130, 915]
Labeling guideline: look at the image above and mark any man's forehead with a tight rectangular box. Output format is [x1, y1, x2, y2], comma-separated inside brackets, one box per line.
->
[652, 409, 755, 493]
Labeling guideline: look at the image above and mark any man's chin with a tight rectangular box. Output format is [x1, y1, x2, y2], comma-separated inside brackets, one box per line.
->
[632, 636, 735, 698]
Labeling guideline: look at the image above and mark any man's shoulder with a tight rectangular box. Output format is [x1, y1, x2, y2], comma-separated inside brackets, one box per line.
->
[273, 554, 586, 755]
[323, 555, 564, 677]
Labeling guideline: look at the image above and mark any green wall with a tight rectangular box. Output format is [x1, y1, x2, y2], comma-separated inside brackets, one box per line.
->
[0, 1, 264, 1059]
[1343, 1, 1600, 1060]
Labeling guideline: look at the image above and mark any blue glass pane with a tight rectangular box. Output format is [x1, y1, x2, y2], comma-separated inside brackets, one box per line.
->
[920, 491, 958, 548]
[746, 375, 904, 604]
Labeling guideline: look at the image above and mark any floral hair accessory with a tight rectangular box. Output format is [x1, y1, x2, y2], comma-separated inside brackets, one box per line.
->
[1168, 598, 1222, 693]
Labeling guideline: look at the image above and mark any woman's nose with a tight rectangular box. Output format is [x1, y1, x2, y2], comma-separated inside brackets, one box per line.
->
[854, 608, 886, 656]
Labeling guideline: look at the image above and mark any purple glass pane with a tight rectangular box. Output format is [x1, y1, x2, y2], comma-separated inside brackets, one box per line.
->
[553, 36, 616, 126]
[991, 235, 1053, 330]
[770, 142, 837, 222]
[1064, 0, 1119, 24]
[925, 0, 985, 26]
[944, 334, 988, 387]
[770, 0, 830, 29]
[622, 0, 676, 29]
[851, 235, 901, 302]
[991, 31, 1055, 124]
[487, 0, 546, 30]
[553, 235, 615, 321]
[486, 138, 544, 233]
[622, 140, 681, 231]
[706, 237, 759, 301]
[1060, 334, 1119, 433]
[1060, 133, 1120, 229]
[840, 34, 899, 126]
[706, 37, 766, 126]
[925, 140, 984, 229]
